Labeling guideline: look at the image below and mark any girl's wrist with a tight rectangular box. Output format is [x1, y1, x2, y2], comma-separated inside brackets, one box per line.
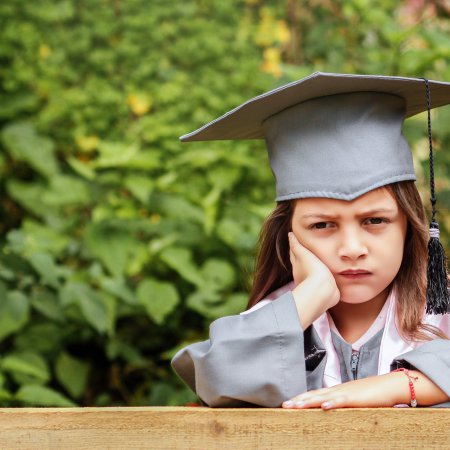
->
[388, 369, 418, 406]
[292, 277, 338, 329]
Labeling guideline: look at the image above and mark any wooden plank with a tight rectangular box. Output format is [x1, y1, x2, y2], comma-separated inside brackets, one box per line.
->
[0, 407, 448, 450]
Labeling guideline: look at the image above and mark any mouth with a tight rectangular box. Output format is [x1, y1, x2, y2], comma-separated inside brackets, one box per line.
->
[338, 269, 372, 279]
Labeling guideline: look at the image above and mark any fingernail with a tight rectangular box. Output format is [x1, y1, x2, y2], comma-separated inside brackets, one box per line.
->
[322, 401, 332, 409]
[283, 400, 294, 407]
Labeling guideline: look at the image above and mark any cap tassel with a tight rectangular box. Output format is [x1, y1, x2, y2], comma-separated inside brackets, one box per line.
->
[423, 78, 450, 314]
[427, 222, 449, 314]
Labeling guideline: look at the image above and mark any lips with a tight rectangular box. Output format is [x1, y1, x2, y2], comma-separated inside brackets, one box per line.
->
[339, 269, 372, 275]
[338, 269, 372, 279]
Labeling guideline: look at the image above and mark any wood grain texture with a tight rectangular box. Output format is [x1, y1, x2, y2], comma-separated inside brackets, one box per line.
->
[0, 407, 448, 449]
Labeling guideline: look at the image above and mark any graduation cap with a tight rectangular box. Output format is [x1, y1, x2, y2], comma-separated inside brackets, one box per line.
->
[180, 72, 450, 314]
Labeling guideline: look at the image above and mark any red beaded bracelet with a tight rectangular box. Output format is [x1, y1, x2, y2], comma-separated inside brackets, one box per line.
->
[392, 368, 419, 407]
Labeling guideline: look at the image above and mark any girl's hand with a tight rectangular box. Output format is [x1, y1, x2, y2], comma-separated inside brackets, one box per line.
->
[289, 232, 340, 312]
[282, 372, 408, 410]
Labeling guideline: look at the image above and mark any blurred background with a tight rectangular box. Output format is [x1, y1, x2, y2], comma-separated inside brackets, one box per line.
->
[1, 0, 450, 407]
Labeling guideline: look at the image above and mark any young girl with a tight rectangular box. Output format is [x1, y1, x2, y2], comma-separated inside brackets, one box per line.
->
[172, 72, 450, 409]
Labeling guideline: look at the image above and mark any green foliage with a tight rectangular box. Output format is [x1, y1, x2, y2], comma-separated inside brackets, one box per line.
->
[55, 352, 90, 399]
[0, 0, 450, 406]
[0, 285, 30, 342]
[137, 278, 179, 325]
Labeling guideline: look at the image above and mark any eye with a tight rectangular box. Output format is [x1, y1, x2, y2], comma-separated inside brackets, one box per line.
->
[364, 217, 389, 225]
[310, 221, 333, 230]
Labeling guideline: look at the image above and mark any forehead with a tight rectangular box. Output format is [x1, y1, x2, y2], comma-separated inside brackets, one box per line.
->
[293, 187, 399, 215]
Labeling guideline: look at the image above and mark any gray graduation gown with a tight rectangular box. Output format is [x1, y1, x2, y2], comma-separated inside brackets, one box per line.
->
[171, 292, 450, 407]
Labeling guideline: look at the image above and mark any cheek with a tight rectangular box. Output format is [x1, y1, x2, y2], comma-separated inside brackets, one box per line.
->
[377, 228, 406, 274]
[391, 224, 407, 256]
[305, 240, 332, 262]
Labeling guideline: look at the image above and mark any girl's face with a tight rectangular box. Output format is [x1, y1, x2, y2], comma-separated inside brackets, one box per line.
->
[291, 187, 408, 305]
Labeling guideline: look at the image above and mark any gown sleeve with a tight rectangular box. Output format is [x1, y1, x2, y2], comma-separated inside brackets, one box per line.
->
[392, 338, 450, 407]
[171, 292, 308, 407]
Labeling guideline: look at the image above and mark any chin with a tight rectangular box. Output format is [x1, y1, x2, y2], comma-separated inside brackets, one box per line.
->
[338, 286, 388, 304]
[338, 296, 373, 305]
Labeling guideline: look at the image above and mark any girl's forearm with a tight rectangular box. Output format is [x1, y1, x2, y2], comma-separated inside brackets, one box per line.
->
[390, 370, 449, 406]
[283, 370, 450, 409]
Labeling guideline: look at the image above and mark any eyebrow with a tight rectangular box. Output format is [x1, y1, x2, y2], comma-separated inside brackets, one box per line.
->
[300, 213, 339, 220]
[299, 208, 397, 220]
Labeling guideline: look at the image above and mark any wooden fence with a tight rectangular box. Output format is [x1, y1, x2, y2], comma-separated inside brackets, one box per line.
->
[0, 407, 449, 449]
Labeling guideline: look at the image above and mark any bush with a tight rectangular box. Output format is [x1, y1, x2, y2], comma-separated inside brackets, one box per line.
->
[0, 0, 449, 406]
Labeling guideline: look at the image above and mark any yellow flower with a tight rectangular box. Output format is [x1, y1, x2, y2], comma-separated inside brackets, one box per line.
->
[76, 135, 99, 153]
[127, 93, 152, 116]
[276, 20, 290, 44]
[39, 44, 51, 59]
[261, 47, 282, 78]
[149, 214, 161, 224]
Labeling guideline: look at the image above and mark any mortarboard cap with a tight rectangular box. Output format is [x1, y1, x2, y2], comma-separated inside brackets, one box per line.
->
[180, 72, 450, 202]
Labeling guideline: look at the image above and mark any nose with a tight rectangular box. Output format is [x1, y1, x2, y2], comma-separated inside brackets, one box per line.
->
[338, 228, 368, 261]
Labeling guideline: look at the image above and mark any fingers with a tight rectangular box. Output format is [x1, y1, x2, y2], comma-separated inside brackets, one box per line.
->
[282, 388, 348, 410]
[288, 231, 302, 254]
[288, 232, 308, 270]
[288, 232, 315, 262]
[282, 388, 327, 409]
[289, 247, 295, 266]
[288, 232, 320, 283]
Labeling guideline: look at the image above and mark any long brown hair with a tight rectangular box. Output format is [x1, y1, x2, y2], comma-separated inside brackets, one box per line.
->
[247, 181, 446, 342]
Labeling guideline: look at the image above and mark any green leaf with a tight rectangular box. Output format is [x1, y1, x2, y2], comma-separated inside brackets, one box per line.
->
[31, 290, 65, 322]
[202, 184, 222, 234]
[160, 247, 203, 286]
[42, 175, 90, 207]
[0, 389, 13, 402]
[99, 277, 136, 305]
[148, 234, 178, 255]
[55, 352, 90, 399]
[187, 290, 247, 319]
[14, 323, 64, 355]
[16, 385, 76, 407]
[7, 175, 90, 215]
[0, 261, 15, 281]
[0, 373, 6, 389]
[137, 278, 179, 325]
[2, 352, 50, 383]
[84, 223, 142, 277]
[92, 141, 139, 168]
[207, 166, 242, 191]
[28, 252, 60, 288]
[209, 292, 248, 318]
[102, 293, 117, 337]
[0, 286, 30, 342]
[0, 371, 13, 402]
[0, 92, 40, 119]
[106, 338, 146, 366]
[124, 175, 154, 204]
[60, 282, 108, 333]
[186, 289, 220, 318]
[1, 122, 58, 178]
[217, 217, 258, 251]
[67, 156, 96, 180]
[123, 150, 161, 170]
[6, 220, 69, 256]
[201, 258, 235, 291]
[6, 179, 50, 218]
[148, 382, 197, 407]
[151, 193, 204, 224]
[26, 1, 75, 22]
